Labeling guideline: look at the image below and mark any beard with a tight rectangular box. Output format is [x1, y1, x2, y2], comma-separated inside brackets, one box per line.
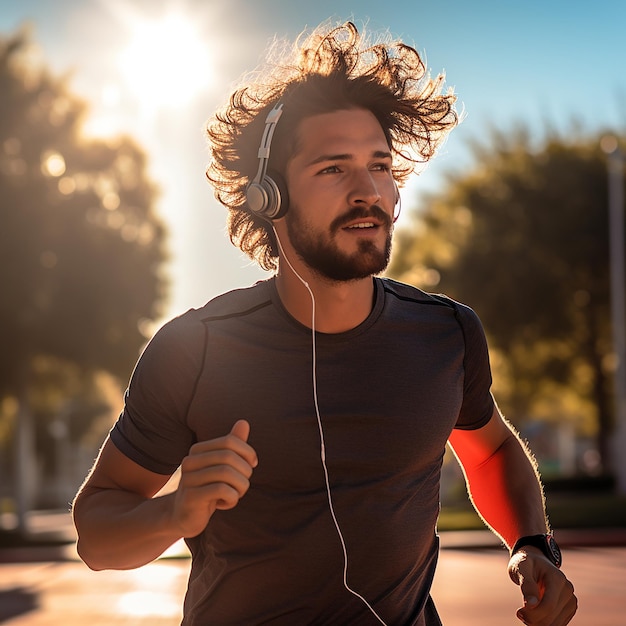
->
[285, 205, 393, 282]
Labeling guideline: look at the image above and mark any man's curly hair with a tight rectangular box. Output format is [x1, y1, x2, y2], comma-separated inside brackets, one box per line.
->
[205, 21, 458, 271]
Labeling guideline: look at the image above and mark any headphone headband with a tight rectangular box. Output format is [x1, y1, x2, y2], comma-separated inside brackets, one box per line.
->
[251, 104, 283, 186]
[246, 103, 288, 220]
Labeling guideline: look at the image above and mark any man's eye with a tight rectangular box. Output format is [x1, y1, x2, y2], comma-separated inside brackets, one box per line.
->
[319, 165, 341, 174]
[372, 163, 391, 172]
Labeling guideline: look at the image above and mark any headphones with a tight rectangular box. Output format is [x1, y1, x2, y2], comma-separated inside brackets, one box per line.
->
[246, 103, 289, 220]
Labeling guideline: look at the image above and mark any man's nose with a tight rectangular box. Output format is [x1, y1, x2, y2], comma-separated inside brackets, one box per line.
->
[347, 170, 381, 206]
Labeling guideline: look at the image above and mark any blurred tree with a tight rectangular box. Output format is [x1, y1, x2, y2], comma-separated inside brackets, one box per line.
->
[389, 126, 625, 472]
[0, 28, 169, 505]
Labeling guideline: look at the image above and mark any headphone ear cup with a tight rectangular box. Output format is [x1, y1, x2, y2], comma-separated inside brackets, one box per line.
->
[246, 173, 289, 220]
[392, 180, 401, 223]
[246, 171, 289, 220]
[264, 170, 289, 220]
[246, 172, 289, 220]
[393, 180, 400, 205]
[246, 180, 272, 217]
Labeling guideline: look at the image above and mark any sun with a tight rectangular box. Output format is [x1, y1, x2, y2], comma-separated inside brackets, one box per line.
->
[118, 9, 212, 110]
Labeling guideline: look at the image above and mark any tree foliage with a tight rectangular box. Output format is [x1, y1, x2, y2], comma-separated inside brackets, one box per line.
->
[0, 28, 170, 491]
[0, 30, 169, 398]
[389, 126, 625, 466]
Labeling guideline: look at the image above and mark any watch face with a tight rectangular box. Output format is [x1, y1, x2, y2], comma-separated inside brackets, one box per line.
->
[547, 535, 562, 567]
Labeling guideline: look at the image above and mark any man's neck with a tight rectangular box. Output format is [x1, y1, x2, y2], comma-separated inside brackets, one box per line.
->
[275, 267, 376, 334]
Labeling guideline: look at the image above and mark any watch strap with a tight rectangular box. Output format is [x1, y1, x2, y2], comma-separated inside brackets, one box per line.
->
[511, 533, 562, 568]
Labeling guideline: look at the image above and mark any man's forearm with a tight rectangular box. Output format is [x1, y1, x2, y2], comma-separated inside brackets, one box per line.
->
[456, 433, 549, 548]
[73, 488, 182, 570]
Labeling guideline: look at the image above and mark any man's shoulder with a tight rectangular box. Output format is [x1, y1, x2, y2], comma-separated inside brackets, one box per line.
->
[195, 279, 274, 322]
[379, 278, 482, 327]
[140, 280, 273, 363]
[380, 277, 458, 310]
[154, 280, 273, 339]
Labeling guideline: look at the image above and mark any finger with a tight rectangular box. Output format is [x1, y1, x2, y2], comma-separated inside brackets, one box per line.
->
[173, 462, 253, 537]
[214, 482, 249, 510]
[517, 601, 576, 626]
[518, 576, 542, 612]
[176, 467, 251, 522]
[228, 420, 258, 467]
[193, 480, 249, 511]
[517, 576, 576, 626]
[190, 426, 258, 467]
[540, 596, 578, 626]
[181, 451, 255, 484]
[230, 419, 250, 442]
[178, 482, 242, 519]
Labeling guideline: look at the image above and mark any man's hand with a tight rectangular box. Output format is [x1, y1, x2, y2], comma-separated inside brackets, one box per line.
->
[172, 420, 258, 538]
[508, 547, 577, 625]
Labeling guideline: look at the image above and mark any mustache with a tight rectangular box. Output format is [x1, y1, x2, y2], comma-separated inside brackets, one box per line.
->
[330, 205, 392, 233]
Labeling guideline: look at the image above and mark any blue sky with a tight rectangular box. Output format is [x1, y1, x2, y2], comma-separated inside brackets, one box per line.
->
[2, 0, 625, 323]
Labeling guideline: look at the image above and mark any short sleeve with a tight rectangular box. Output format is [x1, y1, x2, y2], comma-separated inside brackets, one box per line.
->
[110, 311, 206, 474]
[453, 302, 495, 430]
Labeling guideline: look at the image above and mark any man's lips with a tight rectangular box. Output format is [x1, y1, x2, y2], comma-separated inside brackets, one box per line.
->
[343, 220, 379, 230]
[331, 205, 391, 233]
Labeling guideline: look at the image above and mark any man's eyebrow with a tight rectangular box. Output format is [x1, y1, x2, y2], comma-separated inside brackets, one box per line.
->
[305, 150, 393, 167]
[372, 150, 393, 160]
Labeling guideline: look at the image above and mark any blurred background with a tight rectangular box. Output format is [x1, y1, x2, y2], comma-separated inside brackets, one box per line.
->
[1, 0, 625, 541]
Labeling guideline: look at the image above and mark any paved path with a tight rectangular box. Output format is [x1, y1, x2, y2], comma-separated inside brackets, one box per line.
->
[433, 546, 625, 625]
[1, 540, 624, 625]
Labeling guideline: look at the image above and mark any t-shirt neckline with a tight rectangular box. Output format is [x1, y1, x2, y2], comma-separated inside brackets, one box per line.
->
[267, 276, 385, 340]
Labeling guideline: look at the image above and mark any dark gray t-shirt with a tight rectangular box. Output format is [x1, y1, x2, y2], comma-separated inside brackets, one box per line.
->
[111, 277, 494, 625]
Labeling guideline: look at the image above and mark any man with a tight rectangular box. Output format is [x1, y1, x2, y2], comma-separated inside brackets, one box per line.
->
[73, 22, 577, 625]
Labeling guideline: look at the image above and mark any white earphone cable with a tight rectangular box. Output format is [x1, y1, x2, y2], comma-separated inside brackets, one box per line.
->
[273, 227, 388, 626]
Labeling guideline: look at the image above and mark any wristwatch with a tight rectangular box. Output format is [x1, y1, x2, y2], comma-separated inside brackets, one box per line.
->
[511, 533, 562, 568]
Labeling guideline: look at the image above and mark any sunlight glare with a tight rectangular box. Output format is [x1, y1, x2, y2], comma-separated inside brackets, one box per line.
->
[114, 562, 187, 618]
[119, 11, 212, 109]
[116, 591, 181, 617]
